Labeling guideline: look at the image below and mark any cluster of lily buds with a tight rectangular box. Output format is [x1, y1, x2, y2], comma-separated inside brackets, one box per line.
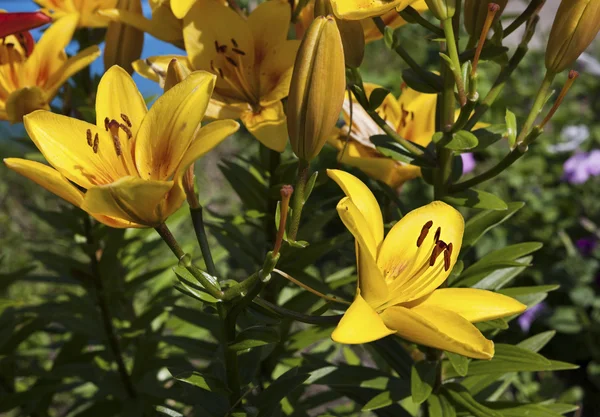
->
[104, 0, 144, 74]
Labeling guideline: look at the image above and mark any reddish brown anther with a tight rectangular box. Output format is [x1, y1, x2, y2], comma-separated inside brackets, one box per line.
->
[417, 220, 433, 247]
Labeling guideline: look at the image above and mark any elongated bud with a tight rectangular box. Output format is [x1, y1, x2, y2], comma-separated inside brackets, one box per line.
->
[287, 16, 346, 162]
[464, 0, 507, 37]
[424, 0, 455, 20]
[314, 0, 364, 68]
[545, 0, 600, 74]
[164, 59, 191, 92]
[104, 0, 144, 74]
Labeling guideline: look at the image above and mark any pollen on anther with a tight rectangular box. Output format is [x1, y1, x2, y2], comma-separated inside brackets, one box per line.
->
[232, 47, 246, 56]
[443, 249, 451, 271]
[93, 133, 99, 153]
[104, 117, 110, 131]
[231, 38, 238, 47]
[120, 124, 132, 139]
[86, 129, 93, 147]
[434, 227, 441, 243]
[120, 113, 132, 127]
[417, 220, 433, 247]
[225, 56, 238, 67]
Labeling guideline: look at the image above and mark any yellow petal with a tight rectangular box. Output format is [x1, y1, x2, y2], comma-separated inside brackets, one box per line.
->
[381, 304, 494, 359]
[378, 201, 464, 304]
[259, 40, 300, 104]
[241, 102, 288, 152]
[183, 0, 254, 74]
[327, 169, 384, 246]
[416, 289, 527, 323]
[166, 119, 240, 215]
[91, 213, 143, 229]
[171, 0, 197, 18]
[360, 0, 428, 42]
[81, 176, 173, 226]
[248, 0, 290, 65]
[4, 158, 83, 207]
[96, 66, 147, 174]
[23, 110, 129, 188]
[205, 96, 247, 120]
[135, 71, 216, 181]
[132, 55, 191, 87]
[396, 87, 437, 147]
[332, 290, 395, 344]
[27, 13, 79, 79]
[336, 197, 388, 307]
[99, 7, 183, 44]
[45, 45, 101, 99]
[333, 137, 420, 188]
[330, 0, 418, 20]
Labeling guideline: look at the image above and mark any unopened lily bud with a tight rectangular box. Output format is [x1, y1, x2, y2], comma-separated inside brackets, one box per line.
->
[314, 0, 364, 68]
[6, 87, 49, 123]
[464, 0, 507, 37]
[424, 0, 455, 20]
[287, 16, 346, 161]
[164, 59, 191, 92]
[545, 0, 600, 74]
[104, 0, 144, 74]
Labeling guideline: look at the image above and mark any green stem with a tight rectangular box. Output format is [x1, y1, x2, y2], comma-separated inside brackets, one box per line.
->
[371, 17, 442, 92]
[83, 216, 137, 400]
[515, 71, 555, 145]
[397, 7, 444, 36]
[227, 252, 279, 314]
[434, 59, 456, 199]
[465, 45, 528, 130]
[218, 303, 241, 405]
[190, 206, 218, 277]
[503, 0, 545, 38]
[288, 158, 310, 241]
[155, 223, 224, 300]
[441, 18, 467, 107]
[263, 146, 280, 249]
[369, 110, 429, 157]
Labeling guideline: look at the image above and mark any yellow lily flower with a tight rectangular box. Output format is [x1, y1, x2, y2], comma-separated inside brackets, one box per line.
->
[100, 0, 184, 47]
[328, 83, 436, 188]
[330, 0, 421, 20]
[4, 66, 239, 228]
[0, 14, 100, 123]
[34, 0, 118, 27]
[133, 0, 300, 152]
[294, 0, 428, 43]
[327, 170, 527, 359]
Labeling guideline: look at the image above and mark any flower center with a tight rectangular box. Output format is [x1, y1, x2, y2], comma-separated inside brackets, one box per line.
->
[210, 38, 258, 105]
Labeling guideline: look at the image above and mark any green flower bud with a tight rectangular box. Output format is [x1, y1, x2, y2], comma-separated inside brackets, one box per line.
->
[424, 0, 455, 20]
[545, 0, 600, 74]
[287, 16, 346, 161]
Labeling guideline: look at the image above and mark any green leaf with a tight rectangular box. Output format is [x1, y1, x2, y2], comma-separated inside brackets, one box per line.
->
[461, 202, 525, 252]
[483, 401, 578, 417]
[470, 125, 505, 151]
[442, 383, 502, 417]
[444, 189, 508, 210]
[518, 330, 556, 352]
[473, 242, 543, 266]
[173, 266, 219, 303]
[362, 387, 411, 411]
[304, 171, 319, 203]
[436, 130, 479, 151]
[402, 68, 443, 93]
[439, 52, 455, 70]
[369, 87, 391, 110]
[230, 325, 279, 352]
[446, 352, 469, 377]
[255, 368, 310, 417]
[469, 256, 533, 290]
[371, 134, 435, 168]
[411, 361, 437, 404]
[445, 344, 558, 378]
[428, 394, 457, 417]
[169, 370, 230, 394]
[505, 110, 517, 148]
[497, 285, 559, 306]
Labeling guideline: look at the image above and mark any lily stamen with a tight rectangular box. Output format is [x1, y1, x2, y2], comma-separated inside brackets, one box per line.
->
[86, 129, 93, 147]
[416, 220, 433, 247]
[120, 113, 132, 127]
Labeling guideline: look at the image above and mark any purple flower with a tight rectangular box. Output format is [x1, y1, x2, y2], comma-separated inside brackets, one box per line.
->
[563, 150, 600, 184]
[461, 153, 476, 174]
[576, 237, 597, 256]
[518, 302, 547, 333]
